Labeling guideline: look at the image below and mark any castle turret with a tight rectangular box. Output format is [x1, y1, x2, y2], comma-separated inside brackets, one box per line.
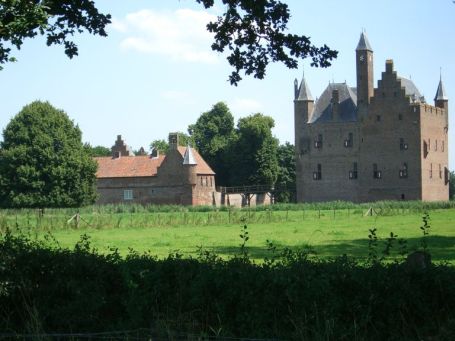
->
[434, 76, 448, 112]
[182, 144, 197, 185]
[294, 71, 314, 150]
[356, 32, 374, 114]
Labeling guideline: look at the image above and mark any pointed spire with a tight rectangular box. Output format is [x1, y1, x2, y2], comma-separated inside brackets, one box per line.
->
[183, 144, 197, 165]
[434, 74, 448, 101]
[296, 70, 313, 101]
[356, 31, 373, 52]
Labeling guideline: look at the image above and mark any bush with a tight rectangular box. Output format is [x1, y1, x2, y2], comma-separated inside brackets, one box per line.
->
[1, 231, 455, 340]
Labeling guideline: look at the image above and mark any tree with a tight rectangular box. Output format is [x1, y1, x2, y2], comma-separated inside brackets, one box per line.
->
[0, 1, 337, 83]
[229, 113, 279, 186]
[85, 144, 111, 157]
[450, 171, 455, 200]
[275, 142, 295, 202]
[188, 102, 235, 185]
[0, 0, 110, 69]
[0, 101, 98, 208]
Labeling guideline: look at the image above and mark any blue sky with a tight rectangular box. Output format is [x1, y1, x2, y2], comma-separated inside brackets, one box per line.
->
[0, 0, 454, 168]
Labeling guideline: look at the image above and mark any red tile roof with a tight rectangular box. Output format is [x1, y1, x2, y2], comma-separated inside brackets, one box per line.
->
[95, 147, 214, 178]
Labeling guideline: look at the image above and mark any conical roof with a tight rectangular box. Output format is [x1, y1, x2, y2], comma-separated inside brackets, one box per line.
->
[434, 78, 448, 101]
[297, 72, 313, 101]
[182, 144, 197, 165]
[356, 32, 373, 52]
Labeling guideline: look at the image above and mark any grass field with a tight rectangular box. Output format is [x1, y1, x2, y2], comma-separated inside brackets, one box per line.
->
[3, 206, 454, 262]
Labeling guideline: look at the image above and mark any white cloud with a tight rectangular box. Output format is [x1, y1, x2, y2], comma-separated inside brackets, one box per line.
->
[112, 9, 219, 64]
[110, 18, 128, 33]
[230, 98, 263, 113]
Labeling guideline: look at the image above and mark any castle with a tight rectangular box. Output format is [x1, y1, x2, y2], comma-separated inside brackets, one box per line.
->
[294, 32, 449, 202]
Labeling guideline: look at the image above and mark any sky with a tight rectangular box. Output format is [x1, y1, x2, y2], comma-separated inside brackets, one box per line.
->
[0, 0, 454, 168]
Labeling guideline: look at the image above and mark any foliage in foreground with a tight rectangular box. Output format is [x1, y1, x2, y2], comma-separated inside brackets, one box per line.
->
[1, 230, 454, 340]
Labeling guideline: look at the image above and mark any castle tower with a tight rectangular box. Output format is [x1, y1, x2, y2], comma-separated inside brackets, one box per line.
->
[356, 32, 374, 113]
[294, 71, 314, 150]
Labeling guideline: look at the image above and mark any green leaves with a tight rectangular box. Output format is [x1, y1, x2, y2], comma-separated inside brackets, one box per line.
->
[0, 101, 97, 208]
[0, 0, 111, 67]
[196, 0, 337, 84]
[0, 1, 337, 85]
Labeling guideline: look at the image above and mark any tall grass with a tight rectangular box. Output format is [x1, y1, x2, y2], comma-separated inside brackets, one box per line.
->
[1, 200, 455, 233]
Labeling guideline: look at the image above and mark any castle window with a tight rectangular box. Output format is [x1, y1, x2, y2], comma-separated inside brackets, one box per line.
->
[430, 163, 433, 179]
[439, 164, 442, 179]
[399, 163, 408, 179]
[442, 140, 445, 152]
[349, 162, 358, 180]
[445, 167, 450, 185]
[314, 134, 323, 149]
[344, 133, 354, 148]
[373, 163, 382, 179]
[423, 140, 429, 158]
[123, 189, 133, 201]
[200, 177, 203, 186]
[210, 176, 213, 187]
[400, 138, 408, 150]
[435, 140, 438, 151]
[313, 164, 322, 180]
[376, 115, 381, 122]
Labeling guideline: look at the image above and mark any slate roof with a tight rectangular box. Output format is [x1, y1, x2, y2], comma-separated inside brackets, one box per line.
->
[434, 78, 448, 101]
[310, 83, 358, 123]
[95, 147, 214, 178]
[297, 75, 313, 101]
[398, 77, 422, 98]
[356, 32, 373, 51]
[183, 145, 197, 165]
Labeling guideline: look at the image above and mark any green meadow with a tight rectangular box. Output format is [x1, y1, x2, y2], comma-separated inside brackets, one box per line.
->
[2, 205, 454, 262]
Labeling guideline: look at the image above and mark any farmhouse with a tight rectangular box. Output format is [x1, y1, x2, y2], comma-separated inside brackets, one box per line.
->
[95, 133, 216, 206]
[94, 133, 271, 206]
[294, 32, 449, 202]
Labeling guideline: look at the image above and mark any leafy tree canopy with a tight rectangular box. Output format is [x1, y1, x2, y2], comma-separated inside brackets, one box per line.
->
[275, 142, 295, 202]
[0, 1, 337, 83]
[450, 171, 455, 200]
[188, 102, 235, 185]
[229, 113, 279, 186]
[84, 144, 111, 157]
[0, 101, 98, 208]
[0, 0, 110, 69]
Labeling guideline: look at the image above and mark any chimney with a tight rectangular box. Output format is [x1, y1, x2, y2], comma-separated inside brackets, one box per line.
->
[168, 132, 179, 150]
[150, 147, 159, 158]
[385, 59, 394, 74]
